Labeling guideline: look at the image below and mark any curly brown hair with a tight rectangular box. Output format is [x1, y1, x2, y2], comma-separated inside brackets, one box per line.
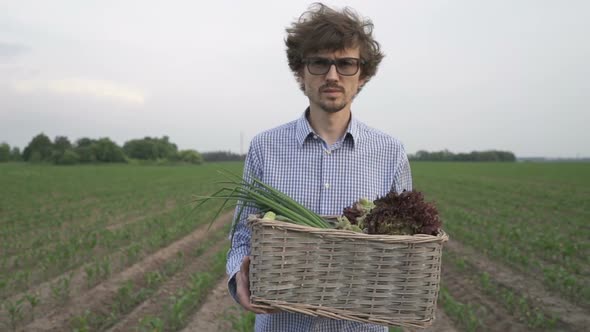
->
[285, 3, 384, 91]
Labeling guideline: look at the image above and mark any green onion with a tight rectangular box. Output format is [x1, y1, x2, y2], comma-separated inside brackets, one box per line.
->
[192, 170, 332, 232]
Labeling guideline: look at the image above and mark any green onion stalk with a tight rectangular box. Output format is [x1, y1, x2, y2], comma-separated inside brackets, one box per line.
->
[191, 170, 332, 232]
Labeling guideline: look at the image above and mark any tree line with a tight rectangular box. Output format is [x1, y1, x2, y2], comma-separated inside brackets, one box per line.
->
[200, 151, 245, 162]
[2, 134, 514, 164]
[0, 133, 208, 165]
[409, 149, 516, 162]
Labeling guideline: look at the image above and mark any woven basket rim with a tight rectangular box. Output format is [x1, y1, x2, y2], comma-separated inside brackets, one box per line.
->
[248, 214, 449, 244]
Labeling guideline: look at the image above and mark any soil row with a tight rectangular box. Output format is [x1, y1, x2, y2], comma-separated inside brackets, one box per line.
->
[442, 238, 588, 331]
[17, 212, 232, 331]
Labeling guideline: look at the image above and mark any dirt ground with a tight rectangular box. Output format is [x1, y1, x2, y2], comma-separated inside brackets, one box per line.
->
[181, 277, 243, 332]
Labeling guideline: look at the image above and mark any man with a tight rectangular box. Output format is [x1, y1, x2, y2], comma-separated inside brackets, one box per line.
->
[227, 3, 412, 331]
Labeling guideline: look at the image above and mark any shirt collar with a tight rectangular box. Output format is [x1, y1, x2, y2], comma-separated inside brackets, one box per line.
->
[295, 108, 361, 148]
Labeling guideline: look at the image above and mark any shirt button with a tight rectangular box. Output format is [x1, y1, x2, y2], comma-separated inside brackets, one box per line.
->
[324, 150, 331, 155]
[313, 135, 318, 139]
[324, 183, 331, 189]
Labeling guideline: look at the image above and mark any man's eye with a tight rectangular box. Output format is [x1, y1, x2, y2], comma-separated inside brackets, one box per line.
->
[310, 59, 330, 66]
[338, 59, 356, 67]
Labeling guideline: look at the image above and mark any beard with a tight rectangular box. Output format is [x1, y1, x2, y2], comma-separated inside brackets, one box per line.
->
[318, 98, 348, 113]
[315, 83, 348, 113]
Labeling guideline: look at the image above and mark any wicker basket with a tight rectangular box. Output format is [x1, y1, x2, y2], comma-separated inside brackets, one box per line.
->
[248, 215, 449, 329]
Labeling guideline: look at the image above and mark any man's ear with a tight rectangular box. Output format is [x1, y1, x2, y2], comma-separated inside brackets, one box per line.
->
[359, 76, 367, 88]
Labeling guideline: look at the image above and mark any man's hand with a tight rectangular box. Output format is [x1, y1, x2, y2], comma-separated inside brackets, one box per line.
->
[236, 256, 277, 314]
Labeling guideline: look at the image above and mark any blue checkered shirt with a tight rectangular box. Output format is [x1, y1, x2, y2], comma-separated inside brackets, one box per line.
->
[227, 110, 413, 332]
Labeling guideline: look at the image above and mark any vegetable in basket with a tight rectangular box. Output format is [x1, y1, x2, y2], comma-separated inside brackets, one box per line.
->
[192, 171, 332, 232]
[194, 171, 441, 237]
[344, 190, 442, 236]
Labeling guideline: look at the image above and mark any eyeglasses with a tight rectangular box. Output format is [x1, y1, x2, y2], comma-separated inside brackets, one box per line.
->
[303, 57, 364, 76]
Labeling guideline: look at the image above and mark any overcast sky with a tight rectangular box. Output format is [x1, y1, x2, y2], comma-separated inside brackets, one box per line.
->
[1, 1, 588, 158]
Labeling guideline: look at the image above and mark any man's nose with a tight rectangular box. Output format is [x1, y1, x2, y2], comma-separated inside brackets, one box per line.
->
[325, 64, 339, 81]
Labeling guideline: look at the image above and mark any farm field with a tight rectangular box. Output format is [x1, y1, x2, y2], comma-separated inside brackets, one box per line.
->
[412, 162, 590, 332]
[0, 161, 588, 331]
[0, 162, 246, 331]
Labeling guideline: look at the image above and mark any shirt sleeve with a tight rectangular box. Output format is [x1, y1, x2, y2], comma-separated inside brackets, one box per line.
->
[392, 142, 413, 193]
[226, 140, 263, 302]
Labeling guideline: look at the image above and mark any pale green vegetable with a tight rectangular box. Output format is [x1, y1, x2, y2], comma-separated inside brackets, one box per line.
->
[262, 211, 276, 220]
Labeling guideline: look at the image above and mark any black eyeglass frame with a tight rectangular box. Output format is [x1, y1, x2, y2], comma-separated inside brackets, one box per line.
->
[303, 57, 365, 76]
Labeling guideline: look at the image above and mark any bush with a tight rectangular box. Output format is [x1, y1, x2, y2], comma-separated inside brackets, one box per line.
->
[75, 146, 97, 163]
[56, 149, 80, 165]
[179, 150, 203, 165]
[10, 147, 22, 161]
[202, 151, 245, 162]
[94, 138, 126, 163]
[410, 149, 516, 162]
[29, 151, 43, 163]
[123, 136, 178, 160]
[23, 133, 53, 161]
[0, 143, 10, 162]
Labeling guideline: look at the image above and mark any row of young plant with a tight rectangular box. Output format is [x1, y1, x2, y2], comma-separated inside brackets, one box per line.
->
[69, 254, 186, 331]
[444, 250, 560, 330]
[0, 163, 229, 245]
[436, 179, 587, 266]
[413, 164, 589, 307]
[1, 193, 138, 246]
[2, 217, 231, 331]
[1, 198, 184, 279]
[436, 198, 588, 307]
[71, 231, 230, 332]
[136, 248, 228, 332]
[1, 167, 234, 300]
[437, 286, 482, 332]
[0, 204, 224, 302]
[2, 272, 78, 331]
[223, 308, 256, 332]
[442, 205, 588, 308]
[0, 182, 204, 251]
